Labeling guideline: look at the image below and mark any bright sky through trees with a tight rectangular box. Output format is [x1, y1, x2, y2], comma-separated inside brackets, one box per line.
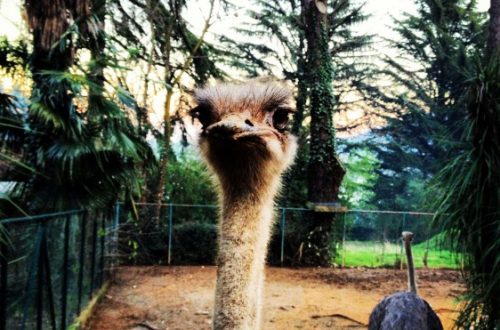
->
[0, 0, 491, 129]
[0, 0, 490, 43]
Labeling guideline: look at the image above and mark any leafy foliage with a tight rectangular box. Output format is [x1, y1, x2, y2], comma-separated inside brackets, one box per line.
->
[0, 92, 26, 154]
[19, 69, 155, 211]
[0, 0, 157, 213]
[339, 148, 380, 208]
[166, 154, 216, 206]
[171, 222, 217, 264]
[434, 54, 500, 330]
[232, 0, 373, 122]
[108, 0, 227, 86]
[0, 37, 29, 73]
[224, 0, 374, 266]
[363, 0, 488, 211]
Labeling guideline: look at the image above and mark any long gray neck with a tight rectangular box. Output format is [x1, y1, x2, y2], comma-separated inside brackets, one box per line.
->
[404, 235, 418, 294]
[213, 177, 280, 330]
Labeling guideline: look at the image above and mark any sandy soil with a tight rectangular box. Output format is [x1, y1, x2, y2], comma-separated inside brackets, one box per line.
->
[85, 266, 464, 330]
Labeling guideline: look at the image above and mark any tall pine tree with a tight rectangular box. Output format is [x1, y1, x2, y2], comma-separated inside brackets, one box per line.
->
[363, 0, 487, 210]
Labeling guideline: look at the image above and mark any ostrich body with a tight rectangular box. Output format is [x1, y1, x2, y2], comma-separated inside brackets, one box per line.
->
[191, 82, 297, 330]
[368, 232, 443, 330]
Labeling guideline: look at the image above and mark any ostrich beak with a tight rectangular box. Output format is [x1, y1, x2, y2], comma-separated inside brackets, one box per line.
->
[207, 121, 278, 142]
[206, 115, 257, 140]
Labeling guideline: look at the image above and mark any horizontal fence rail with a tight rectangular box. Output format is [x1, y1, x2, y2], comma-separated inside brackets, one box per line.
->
[0, 210, 115, 330]
[115, 203, 454, 269]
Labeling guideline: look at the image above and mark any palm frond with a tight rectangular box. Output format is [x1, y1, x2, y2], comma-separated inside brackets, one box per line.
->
[433, 54, 500, 329]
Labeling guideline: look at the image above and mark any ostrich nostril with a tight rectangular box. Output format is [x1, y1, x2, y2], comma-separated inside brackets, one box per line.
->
[245, 119, 254, 127]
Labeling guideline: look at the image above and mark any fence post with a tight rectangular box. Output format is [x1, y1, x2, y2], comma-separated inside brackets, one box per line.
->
[39, 230, 57, 330]
[0, 235, 8, 330]
[400, 213, 407, 270]
[168, 204, 173, 265]
[280, 208, 286, 266]
[36, 231, 44, 330]
[21, 223, 44, 330]
[111, 204, 120, 273]
[89, 214, 98, 298]
[342, 213, 347, 268]
[77, 211, 87, 314]
[99, 215, 106, 287]
[61, 215, 70, 330]
[113, 203, 120, 229]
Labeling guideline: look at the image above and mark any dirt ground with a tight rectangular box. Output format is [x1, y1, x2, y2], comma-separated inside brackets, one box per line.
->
[85, 266, 464, 330]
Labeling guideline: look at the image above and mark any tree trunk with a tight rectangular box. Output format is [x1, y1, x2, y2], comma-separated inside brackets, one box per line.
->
[291, 49, 308, 135]
[150, 1, 212, 220]
[150, 7, 175, 222]
[24, 0, 90, 210]
[151, 87, 173, 223]
[281, 38, 308, 209]
[303, 0, 345, 266]
[488, 0, 500, 55]
[86, 0, 106, 110]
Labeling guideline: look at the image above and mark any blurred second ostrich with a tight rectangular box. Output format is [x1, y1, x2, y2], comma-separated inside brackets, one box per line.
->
[368, 231, 444, 330]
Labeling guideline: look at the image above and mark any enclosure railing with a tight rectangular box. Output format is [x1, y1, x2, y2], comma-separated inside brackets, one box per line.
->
[0, 203, 457, 329]
[0, 209, 115, 330]
[116, 203, 456, 269]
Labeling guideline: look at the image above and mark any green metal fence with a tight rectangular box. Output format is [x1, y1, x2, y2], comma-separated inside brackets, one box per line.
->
[115, 203, 457, 269]
[339, 210, 454, 268]
[0, 204, 457, 329]
[0, 210, 115, 330]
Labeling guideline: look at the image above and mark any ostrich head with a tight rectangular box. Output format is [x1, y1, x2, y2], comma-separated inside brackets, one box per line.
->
[402, 231, 414, 242]
[191, 82, 297, 196]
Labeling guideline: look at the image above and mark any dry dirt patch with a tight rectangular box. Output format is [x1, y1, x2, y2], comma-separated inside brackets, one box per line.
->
[85, 266, 463, 330]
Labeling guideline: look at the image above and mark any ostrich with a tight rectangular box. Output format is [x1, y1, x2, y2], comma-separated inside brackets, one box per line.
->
[190, 82, 297, 329]
[368, 231, 443, 330]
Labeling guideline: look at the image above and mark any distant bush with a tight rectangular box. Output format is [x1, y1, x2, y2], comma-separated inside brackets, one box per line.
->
[171, 222, 217, 265]
[348, 225, 376, 241]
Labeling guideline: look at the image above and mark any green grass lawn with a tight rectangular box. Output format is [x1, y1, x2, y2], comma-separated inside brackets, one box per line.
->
[336, 240, 460, 269]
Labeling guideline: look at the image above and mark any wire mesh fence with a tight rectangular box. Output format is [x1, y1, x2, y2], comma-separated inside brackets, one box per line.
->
[339, 210, 455, 269]
[114, 203, 218, 266]
[115, 203, 458, 269]
[0, 203, 458, 329]
[0, 210, 115, 330]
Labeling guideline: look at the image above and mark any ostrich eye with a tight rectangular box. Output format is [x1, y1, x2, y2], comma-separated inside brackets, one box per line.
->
[190, 105, 215, 128]
[272, 108, 291, 131]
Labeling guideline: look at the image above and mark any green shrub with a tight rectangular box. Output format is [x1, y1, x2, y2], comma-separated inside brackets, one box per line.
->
[171, 222, 217, 265]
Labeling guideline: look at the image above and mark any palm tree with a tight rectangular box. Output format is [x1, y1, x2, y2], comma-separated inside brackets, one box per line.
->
[12, 0, 155, 211]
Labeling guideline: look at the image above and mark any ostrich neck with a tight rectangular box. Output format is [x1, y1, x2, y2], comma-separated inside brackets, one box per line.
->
[404, 239, 418, 294]
[213, 175, 281, 330]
